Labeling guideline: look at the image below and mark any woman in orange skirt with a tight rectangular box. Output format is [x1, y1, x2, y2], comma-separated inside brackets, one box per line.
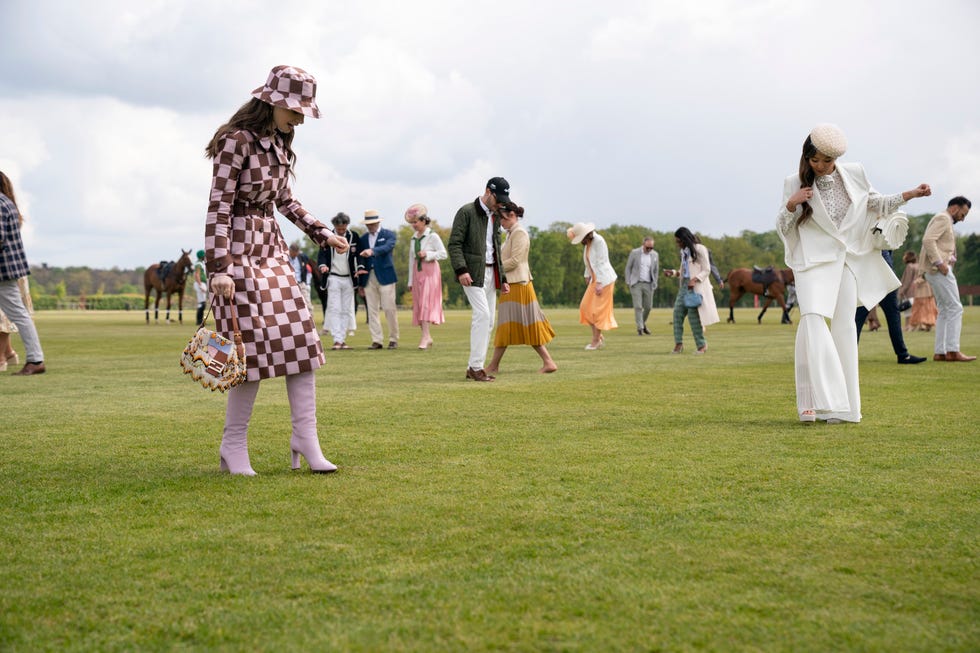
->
[567, 222, 618, 349]
[486, 203, 556, 374]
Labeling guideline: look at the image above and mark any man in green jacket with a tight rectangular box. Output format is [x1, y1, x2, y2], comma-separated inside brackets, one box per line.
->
[448, 177, 511, 382]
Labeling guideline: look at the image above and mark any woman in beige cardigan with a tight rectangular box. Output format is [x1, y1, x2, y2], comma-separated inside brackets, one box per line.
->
[485, 203, 556, 375]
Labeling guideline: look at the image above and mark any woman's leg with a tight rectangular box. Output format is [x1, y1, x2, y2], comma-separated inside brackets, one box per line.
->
[220, 380, 260, 475]
[533, 345, 557, 373]
[827, 268, 860, 422]
[486, 346, 506, 374]
[689, 307, 706, 350]
[672, 293, 686, 350]
[285, 371, 337, 473]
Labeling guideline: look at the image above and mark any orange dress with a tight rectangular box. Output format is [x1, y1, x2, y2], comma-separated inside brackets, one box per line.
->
[578, 242, 618, 330]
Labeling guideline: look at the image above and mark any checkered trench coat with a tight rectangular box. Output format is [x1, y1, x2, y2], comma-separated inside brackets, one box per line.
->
[205, 129, 333, 381]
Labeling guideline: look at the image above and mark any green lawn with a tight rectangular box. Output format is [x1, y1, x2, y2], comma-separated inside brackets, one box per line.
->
[1, 307, 977, 651]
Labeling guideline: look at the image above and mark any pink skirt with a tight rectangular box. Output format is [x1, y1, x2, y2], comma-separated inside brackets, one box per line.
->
[411, 260, 445, 325]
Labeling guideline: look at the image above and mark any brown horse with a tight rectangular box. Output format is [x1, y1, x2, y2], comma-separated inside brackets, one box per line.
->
[144, 249, 192, 324]
[725, 267, 796, 324]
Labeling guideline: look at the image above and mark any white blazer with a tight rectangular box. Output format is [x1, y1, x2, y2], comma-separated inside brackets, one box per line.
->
[583, 233, 618, 286]
[407, 227, 447, 288]
[777, 162, 899, 318]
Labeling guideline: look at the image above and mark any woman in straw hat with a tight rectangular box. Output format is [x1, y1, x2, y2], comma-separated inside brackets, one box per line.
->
[777, 123, 930, 424]
[486, 202, 557, 374]
[203, 65, 350, 475]
[567, 222, 618, 349]
[404, 203, 447, 349]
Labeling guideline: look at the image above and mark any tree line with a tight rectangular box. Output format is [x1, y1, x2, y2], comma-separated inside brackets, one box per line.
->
[28, 214, 980, 309]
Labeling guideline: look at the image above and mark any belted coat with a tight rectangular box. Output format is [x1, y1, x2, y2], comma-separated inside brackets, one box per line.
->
[205, 129, 335, 381]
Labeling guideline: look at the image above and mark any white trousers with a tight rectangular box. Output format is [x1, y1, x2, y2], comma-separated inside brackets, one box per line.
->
[463, 282, 497, 370]
[925, 270, 963, 355]
[365, 272, 398, 344]
[326, 275, 355, 344]
[795, 266, 859, 422]
[0, 279, 43, 362]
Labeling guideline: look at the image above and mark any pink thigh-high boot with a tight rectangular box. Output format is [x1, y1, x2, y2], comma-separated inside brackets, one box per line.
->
[220, 380, 260, 476]
[285, 371, 337, 473]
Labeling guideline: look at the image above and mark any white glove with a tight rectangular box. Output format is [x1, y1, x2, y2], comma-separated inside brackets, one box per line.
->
[210, 273, 234, 299]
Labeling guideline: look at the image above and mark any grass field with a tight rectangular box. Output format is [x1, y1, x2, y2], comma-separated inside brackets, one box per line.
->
[1, 306, 977, 651]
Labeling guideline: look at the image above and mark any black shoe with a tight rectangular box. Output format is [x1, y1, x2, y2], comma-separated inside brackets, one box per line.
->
[637, 328, 643, 336]
[642, 327, 651, 335]
[898, 354, 926, 365]
[388, 341, 398, 350]
[369, 342, 383, 350]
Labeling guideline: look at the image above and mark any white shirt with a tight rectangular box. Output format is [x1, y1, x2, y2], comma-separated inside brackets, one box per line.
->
[638, 251, 654, 282]
[331, 246, 350, 276]
[290, 255, 304, 280]
[480, 198, 494, 265]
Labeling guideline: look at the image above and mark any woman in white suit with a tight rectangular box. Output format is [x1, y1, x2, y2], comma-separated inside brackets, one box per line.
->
[567, 222, 618, 349]
[664, 227, 720, 354]
[777, 124, 930, 424]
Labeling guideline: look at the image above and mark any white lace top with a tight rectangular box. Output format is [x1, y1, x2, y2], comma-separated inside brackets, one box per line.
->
[778, 168, 904, 235]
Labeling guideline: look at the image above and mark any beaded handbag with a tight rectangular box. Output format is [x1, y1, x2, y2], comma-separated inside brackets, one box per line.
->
[180, 296, 247, 392]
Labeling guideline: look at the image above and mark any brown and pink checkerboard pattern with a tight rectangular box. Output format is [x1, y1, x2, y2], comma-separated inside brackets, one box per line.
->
[205, 129, 334, 380]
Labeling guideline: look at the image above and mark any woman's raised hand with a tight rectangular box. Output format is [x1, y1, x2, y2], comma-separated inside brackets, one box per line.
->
[327, 234, 349, 253]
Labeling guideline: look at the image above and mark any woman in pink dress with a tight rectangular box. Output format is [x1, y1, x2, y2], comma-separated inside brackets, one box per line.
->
[405, 204, 447, 349]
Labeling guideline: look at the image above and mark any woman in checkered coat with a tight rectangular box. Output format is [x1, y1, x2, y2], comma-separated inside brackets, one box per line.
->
[204, 65, 350, 476]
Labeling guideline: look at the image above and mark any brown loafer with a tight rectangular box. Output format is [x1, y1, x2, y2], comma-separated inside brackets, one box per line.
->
[946, 351, 977, 362]
[933, 354, 947, 362]
[388, 341, 398, 350]
[465, 367, 494, 382]
[13, 362, 46, 376]
[369, 342, 383, 350]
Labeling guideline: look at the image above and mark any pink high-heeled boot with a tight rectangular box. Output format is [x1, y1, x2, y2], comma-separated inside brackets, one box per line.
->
[219, 381, 259, 476]
[286, 372, 337, 473]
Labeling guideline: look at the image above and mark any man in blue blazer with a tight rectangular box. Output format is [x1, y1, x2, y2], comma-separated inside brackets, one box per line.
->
[358, 210, 399, 349]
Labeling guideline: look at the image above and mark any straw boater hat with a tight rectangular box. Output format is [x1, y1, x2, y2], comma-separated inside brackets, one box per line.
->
[809, 123, 847, 158]
[566, 222, 595, 245]
[361, 209, 382, 225]
[252, 65, 321, 119]
[404, 203, 428, 224]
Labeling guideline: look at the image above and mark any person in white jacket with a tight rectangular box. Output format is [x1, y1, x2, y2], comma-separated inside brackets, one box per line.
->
[664, 227, 720, 354]
[567, 222, 618, 350]
[777, 123, 930, 424]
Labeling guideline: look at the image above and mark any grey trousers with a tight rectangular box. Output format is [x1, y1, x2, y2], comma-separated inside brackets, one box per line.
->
[630, 281, 654, 328]
[0, 279, 43, 362]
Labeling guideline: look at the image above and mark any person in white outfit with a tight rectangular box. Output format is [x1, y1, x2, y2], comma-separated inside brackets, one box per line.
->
[777, 124, 931, 424]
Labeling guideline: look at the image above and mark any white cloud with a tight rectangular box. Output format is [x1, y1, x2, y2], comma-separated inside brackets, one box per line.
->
[1, 0, 979, 268]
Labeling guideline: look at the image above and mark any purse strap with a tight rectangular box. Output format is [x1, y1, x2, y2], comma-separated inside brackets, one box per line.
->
[200, 293, 245, 358]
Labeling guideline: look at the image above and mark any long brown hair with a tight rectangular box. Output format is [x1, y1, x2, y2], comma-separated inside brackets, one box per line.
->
[204, 98, 297, 173]
[0, 171, 24, 226]
[796, 136, 818, 225]
[0, 170, 18, 210]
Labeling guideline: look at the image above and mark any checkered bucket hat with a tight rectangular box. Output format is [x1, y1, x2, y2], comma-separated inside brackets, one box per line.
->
[251, 65, 321, 118]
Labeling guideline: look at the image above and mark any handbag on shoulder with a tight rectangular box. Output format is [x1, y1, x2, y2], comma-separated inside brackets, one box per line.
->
[180, 295, 247, 392]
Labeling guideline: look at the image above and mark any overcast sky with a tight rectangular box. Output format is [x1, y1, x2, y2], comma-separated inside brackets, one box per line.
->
[2, 0, 978, 269]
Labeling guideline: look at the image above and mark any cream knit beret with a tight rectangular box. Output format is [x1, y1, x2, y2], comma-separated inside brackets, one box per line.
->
[810, 123, 847, 158]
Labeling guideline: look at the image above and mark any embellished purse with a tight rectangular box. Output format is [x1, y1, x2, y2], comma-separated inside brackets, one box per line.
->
[180, 296, 247, 392]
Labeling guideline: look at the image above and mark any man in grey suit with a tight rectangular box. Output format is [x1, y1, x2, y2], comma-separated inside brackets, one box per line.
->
[624, 236, 659, 335]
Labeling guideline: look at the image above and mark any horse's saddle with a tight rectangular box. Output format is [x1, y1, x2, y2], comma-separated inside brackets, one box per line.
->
[158, 261, 174, 280]
[751, 265, 778, 287]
